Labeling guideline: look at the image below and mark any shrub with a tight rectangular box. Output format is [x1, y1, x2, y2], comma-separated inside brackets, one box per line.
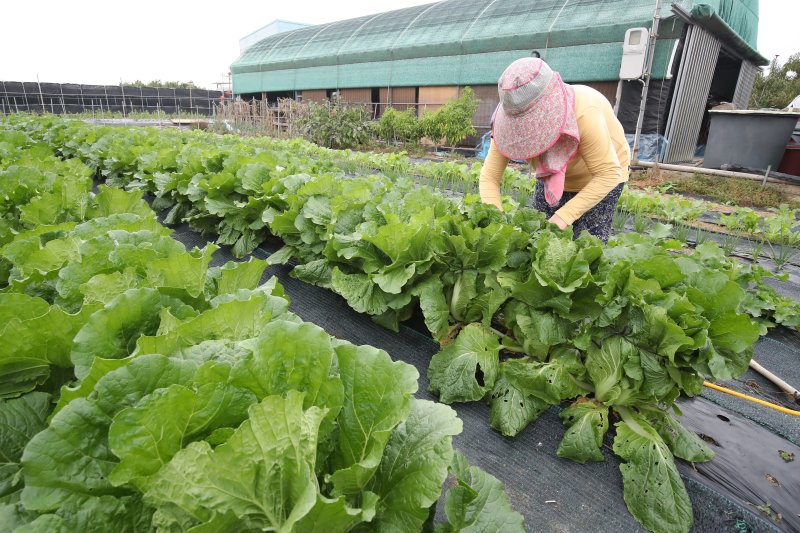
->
[296, 99, 372, 149]
[376, 107, 422, 144]
[419, 87, 480, 148]
[419, 110, 445, 149]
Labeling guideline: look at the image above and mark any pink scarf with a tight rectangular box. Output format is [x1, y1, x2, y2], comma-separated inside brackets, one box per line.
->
[535, 81, 579, 206]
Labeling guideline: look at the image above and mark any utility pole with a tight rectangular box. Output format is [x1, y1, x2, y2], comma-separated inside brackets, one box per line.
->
[631, 0, 662, 163]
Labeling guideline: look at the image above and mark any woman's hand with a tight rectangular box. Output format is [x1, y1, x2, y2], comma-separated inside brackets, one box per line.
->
[548, 214, 568, 230]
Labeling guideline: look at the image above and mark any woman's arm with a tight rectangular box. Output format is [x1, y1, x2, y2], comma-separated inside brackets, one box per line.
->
[554, 106, 625, 226]
[479, 140, 510, 211]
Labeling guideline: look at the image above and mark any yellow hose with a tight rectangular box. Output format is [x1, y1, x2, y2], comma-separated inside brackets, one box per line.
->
[703, 381, 800, 417]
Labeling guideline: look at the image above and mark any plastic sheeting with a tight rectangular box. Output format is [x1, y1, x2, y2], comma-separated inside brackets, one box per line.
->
[617, 79, 674, 134]
[626, 133, 669, 161]
[702, 335, 800, 447]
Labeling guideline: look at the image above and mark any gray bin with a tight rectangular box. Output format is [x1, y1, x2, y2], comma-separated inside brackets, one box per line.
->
[703, 110, 800, 172]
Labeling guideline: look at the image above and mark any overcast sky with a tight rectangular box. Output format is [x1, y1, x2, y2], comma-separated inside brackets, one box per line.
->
[0, 0, 795, 88]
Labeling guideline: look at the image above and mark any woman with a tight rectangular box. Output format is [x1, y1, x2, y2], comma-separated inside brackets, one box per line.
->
[480, 58, 630, 242]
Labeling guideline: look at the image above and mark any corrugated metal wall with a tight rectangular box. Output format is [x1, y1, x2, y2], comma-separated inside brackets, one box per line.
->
[378, 88, 390, 115]
[471, 85, 498, 135]
[379, 87, 417, 115]
[339, 88, 372, 103]
[391, 87, 417, 109]
[300, 89, 326, 102]
[732, 60, 757, 109]
[418, 86, 459, 114]
[663, 25, 721, 163]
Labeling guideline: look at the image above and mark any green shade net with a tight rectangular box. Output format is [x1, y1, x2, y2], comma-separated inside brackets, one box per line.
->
[231, 0, 760, 93]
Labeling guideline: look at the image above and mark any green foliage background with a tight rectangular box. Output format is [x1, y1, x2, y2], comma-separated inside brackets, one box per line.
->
[420, 87, 480, 148]
[123, 80, 205, 90]
[749, 53, 800, 109]
[296, 88, 480, 150]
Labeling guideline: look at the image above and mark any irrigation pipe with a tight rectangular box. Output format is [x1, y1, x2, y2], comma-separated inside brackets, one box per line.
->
[633, 160, 787, 185]
[702, 381, 800, 417]
[749, 359, 800, 403]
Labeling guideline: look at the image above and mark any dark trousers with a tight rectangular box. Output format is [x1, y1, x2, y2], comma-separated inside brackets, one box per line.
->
[532, 182, 625, 243]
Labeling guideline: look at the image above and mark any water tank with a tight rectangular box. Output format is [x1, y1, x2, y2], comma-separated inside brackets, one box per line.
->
[619, 27, 649, 80]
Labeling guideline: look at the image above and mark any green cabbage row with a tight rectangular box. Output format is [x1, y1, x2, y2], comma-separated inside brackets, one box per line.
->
[0, 126, 523, 532]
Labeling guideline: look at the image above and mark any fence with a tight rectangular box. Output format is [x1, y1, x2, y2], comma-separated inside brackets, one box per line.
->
[212, 99, 298, 137]
[0, 81, 222, 116]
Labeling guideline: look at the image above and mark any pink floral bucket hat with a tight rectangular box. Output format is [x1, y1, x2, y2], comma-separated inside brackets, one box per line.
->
[492, 58, 580, 206]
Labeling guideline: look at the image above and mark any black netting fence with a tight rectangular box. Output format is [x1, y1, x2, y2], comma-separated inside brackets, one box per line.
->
[0, 81, 222, 115]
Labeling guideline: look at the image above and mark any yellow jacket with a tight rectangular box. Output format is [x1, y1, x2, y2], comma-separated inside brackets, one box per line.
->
[479, 85, 630, 225]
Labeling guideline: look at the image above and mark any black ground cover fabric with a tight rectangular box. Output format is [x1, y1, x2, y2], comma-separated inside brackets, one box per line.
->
[677, 399, 800, 531]
[702, 334, 800, 447]
[161, 218, 793, 532]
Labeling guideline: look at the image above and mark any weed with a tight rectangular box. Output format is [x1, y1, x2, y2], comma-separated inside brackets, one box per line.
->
[766, 239, 797, 270]
[755, 502, 782, 523]
[673, 223, 690, 244]
[673, 175, 787, 209]
[632, 213, 651, 234]
[720, 231, 740, 256]
[749, 238, 765, 263]
[694, 227, 711, 246]
[657, 182, 676, 194]
[779, 450, 795, 462]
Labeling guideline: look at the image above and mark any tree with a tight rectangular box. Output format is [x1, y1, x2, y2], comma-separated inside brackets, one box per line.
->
[124, 80, 204, 90]
[749, 53, 800, 109]
[419, 87, 480, 150]
[376, 107, 422, 144]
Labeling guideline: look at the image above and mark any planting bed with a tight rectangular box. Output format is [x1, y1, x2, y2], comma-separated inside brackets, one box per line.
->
[2, 115, 799, 533]
[171, 217, 800, 533]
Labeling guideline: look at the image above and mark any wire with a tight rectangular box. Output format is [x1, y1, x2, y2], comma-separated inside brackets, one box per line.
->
[703, 381, 800, 417]
[543, 0, 571, 59]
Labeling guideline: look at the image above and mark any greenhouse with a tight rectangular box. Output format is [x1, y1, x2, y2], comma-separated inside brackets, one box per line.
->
[231, 0, 766, 162]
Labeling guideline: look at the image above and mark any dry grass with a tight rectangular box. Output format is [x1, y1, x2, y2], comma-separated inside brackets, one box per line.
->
[629, 169, 800, 210]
